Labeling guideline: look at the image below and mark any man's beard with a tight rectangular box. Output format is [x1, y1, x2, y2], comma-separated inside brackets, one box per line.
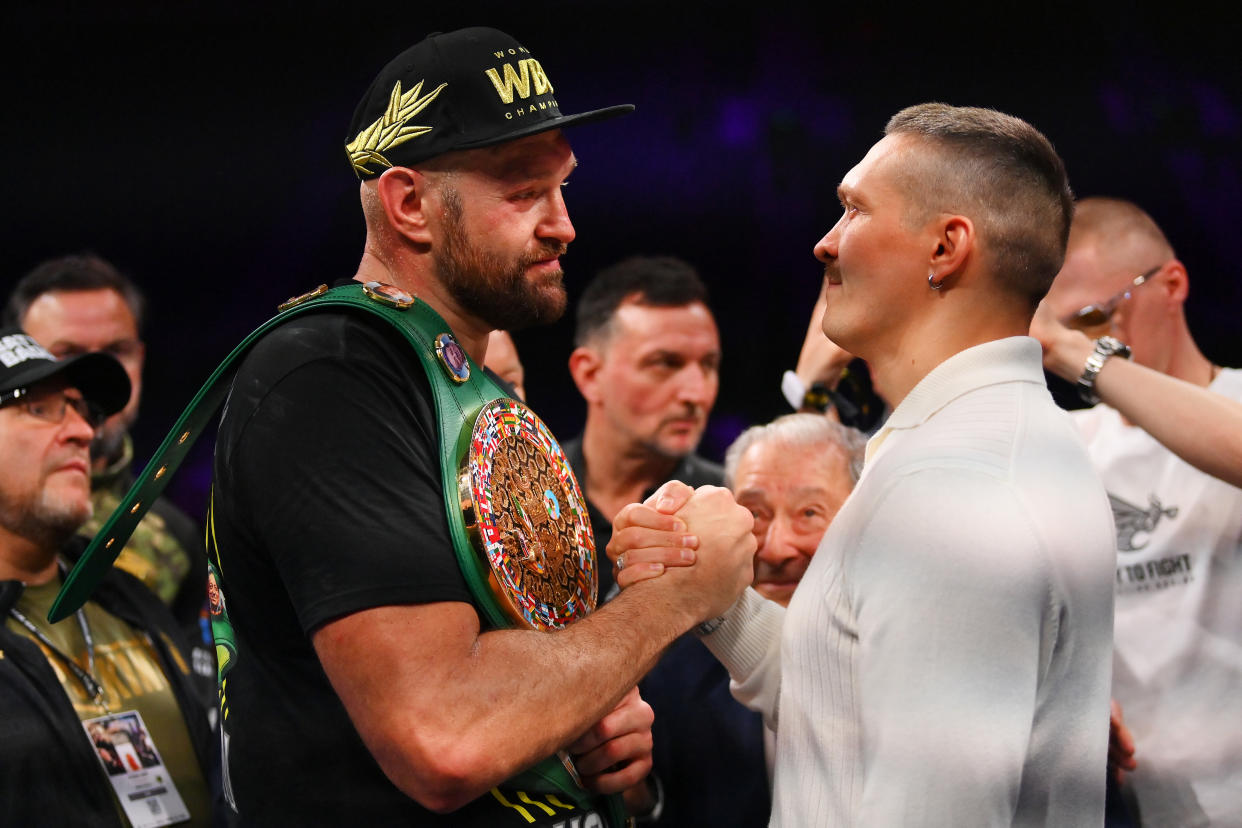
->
[0, 486, 91, 552]
[436, 189, 568, 332]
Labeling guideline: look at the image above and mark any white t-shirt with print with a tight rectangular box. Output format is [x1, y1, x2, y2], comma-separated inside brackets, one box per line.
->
[1074, 368, 1242, 828]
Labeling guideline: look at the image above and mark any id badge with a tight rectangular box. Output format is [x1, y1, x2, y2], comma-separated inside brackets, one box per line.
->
[82, 711, 190, 827]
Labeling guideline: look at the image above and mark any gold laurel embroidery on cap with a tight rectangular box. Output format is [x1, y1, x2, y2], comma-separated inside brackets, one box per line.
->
[346, 79, 448, 176]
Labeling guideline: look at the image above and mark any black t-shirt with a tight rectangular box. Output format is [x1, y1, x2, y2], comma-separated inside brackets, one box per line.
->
[211, 309, 607, 826]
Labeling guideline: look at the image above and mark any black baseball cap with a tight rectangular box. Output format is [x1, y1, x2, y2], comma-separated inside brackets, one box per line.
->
[345, 27, 634, 179]
[0, 329, 131, 416]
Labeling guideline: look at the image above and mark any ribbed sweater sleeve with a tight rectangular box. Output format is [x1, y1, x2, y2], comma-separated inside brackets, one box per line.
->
[699, 588, 786, 728]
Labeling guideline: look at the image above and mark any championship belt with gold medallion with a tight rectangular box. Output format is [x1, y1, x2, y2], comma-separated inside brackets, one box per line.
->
[52, 281, 630, 827]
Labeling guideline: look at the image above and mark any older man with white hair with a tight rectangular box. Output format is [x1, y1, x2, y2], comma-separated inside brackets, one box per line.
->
[634, 413, 865, 827]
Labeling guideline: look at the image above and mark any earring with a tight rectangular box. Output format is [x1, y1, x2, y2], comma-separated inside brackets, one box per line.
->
[928, 272, 945, 291]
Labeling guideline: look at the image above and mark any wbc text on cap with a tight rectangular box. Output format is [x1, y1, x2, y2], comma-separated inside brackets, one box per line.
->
[345, 27, 633, 179]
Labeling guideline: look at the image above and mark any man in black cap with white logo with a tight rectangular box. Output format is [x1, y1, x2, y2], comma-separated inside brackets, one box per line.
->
[203, 28, 757, 826]
[0, 331, 215, 826]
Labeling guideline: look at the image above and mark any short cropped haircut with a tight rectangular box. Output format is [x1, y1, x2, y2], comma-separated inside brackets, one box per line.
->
[884, 103, 1074, 306]
[573, 255, 709, 347]
[1068, 196, 1175, 259]
[724, 413, 868, 489]
[4, 253, 147, 332]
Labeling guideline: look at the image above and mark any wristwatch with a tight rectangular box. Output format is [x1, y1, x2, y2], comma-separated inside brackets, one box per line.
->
[632, 773, 665, 824]
[1077, 336, 1131, 405]
[781, 370, 811, 410]
[780, 370, 834, 413]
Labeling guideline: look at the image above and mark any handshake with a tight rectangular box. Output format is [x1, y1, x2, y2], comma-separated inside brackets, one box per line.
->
[605, 482, 758, 627]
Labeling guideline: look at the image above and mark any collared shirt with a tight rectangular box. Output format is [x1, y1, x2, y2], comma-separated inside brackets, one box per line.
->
[705, 337, 1116, 827]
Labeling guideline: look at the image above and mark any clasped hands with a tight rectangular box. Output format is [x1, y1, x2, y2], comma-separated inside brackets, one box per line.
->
[605, 481, 757, 619]
[564, 482, 753, 814]
[560, 483, 754, 807]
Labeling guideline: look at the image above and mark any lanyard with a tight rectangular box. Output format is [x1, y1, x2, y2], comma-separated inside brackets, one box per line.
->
[8, 602, 109, 711]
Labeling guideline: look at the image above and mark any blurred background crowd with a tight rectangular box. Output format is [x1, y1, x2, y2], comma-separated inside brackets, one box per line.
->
[7, 0, 1239, 520]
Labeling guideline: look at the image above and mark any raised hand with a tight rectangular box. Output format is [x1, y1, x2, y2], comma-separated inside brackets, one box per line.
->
[795, 282, 855, 392]
[1028, 297, 1093, 382]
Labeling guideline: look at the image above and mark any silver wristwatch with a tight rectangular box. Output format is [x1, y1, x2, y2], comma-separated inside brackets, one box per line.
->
[1077, 336, 1132, 404]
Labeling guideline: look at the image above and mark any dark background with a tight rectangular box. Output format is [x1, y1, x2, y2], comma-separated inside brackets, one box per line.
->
[6, 1, 1240, 518]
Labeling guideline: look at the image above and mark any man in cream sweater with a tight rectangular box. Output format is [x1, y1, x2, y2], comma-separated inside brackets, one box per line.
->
[611, 104, 1117, 826]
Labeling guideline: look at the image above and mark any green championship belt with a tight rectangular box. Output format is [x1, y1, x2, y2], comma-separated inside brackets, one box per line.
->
[51, 281, 628, 827]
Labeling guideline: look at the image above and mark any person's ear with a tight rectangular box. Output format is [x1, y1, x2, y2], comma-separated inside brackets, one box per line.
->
[1160, 259, 1190, 305]
[375, 167, 435, 245]
[568, 346, 604, 404]
[927, 214, 975, 288]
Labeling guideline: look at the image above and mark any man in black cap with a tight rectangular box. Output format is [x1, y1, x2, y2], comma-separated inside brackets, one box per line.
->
[5, 254, 207, 634]
[206, 27, 756, 826]
[0, 331, 215, 826]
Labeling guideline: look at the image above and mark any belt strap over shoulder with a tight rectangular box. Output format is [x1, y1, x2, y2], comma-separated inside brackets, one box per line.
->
[50, 282, 628, 827]
[51, 281, 506, 622]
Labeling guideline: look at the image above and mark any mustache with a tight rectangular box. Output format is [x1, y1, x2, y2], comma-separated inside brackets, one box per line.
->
[755, 555, 812, 579]
[660, 406, 705, 425]
[524, 242, 568, 265]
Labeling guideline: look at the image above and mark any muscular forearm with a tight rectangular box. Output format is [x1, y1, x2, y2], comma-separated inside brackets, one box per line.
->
[1045, 332, 1242, 488]
[315, 582, 695, 812]
[454, 586, 691, 763]
[1094, 358, 1242, 488]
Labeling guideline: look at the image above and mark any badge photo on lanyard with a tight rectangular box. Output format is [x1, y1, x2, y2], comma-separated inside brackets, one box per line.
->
[82, 711, 190, 828]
